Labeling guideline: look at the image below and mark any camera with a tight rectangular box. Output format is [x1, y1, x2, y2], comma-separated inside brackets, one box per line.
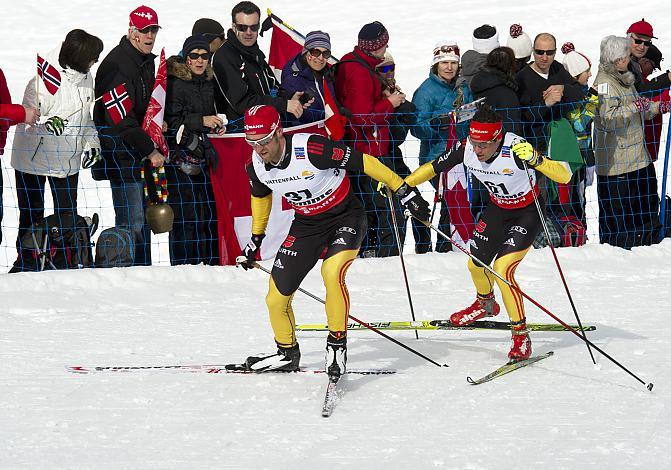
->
[299, 89, 315, 105]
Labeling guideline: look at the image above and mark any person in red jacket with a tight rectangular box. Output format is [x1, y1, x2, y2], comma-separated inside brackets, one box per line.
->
[335, 21, 406, 257]
[1, 67, 40, 245]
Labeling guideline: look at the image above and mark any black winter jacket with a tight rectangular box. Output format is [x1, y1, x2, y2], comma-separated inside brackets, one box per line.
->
[92, 37, 156, 182]
[628, 56, 671, 96]
[515, 61, 585, 151]
[211, 29, 286, 130]
[470, 66, 523, 135]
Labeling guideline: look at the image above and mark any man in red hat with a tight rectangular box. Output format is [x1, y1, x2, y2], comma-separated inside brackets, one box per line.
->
[236, 104, 429, 378]
[626, 19, 671, 94]
[404, 105, 571, 362]
[92, 5, 164, 266]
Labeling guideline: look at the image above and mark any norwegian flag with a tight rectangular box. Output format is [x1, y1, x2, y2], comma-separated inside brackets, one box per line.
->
[37, 54, 61, 95]
[141, 48, 169, 156]
[102, 84, 132, 125]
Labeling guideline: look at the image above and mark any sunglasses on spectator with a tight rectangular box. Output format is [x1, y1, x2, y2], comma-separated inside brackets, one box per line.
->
[308, 48, 331, 59]
[533, 49, 556, 56]
[235, 23, 260, 32]
[187, 52, 211, 60]
[434, 45, 460, 56]
[137, 26, 160, 35]
[378, 64, 395, 73]
[245, 128, 277, 148]
[632, 38, 652, 47]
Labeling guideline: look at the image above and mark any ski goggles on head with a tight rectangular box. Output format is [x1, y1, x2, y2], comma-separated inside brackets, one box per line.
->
[378, 64, 395, 73]
[433, 45, 460, 56]
[245, 128, 277, 148]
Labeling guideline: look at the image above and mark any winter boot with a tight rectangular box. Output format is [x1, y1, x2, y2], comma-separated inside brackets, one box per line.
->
[450, 292, 500, 326]
[245, 343, 301, 372]
[325, 331, 347, 380]
[508, 322, 532, 362]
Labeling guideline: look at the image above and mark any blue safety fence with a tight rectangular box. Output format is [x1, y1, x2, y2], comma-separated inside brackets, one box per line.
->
[1, 91, 669, 271]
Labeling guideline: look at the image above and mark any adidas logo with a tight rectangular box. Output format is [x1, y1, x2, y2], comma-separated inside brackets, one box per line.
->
[332, 237, 347, 246]
[504, 237, 516, 247]
[273, 259, 284, 269]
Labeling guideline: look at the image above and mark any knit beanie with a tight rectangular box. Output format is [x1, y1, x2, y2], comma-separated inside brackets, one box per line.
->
[183, 34, 211, 55]
[358, 21, 389, 52]
[506, 24, 533, 59]
[432, 40, 460, 65]
[644, 44, 663, 70]
[472, 24, 499, 54]
[192, 18, 225, 41]
[561, 42, 591, 77]
[304, 30, 331, 51]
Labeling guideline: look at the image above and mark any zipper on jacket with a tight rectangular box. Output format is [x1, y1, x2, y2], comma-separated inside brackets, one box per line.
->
[30, 137, 44, 161]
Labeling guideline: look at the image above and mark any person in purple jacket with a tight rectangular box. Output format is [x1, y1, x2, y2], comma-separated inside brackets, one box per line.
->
[280, 30, 335, 126]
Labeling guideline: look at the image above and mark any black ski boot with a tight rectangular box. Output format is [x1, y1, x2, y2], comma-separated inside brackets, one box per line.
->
[325, 332, 347, 380]
[245, 343, 301, 372]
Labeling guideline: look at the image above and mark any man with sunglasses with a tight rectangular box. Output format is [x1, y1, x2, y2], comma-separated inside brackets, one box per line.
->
[210, 1, 307, 130]
[516, 33, 585, 155]
[236, 105, 428, 377]
[92, 5, 164, 266]
[626, 19, 671, 95]
[403, 105, 571, 361]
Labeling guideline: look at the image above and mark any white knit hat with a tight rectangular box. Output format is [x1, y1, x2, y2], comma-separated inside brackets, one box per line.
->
[506, 24, 532, 59]
[561, 42, 591, 77]
[472, 25, 499, 54]
[432, 39, 460, 65]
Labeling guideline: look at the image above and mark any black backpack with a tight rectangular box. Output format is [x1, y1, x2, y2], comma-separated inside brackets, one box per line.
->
[12, 213, 97, 272]
[94, 227, 134, 268]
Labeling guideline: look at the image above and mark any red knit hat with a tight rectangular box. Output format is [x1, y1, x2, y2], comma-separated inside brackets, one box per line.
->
[244, 105, 281, 136]
[627, 18, 657, 39]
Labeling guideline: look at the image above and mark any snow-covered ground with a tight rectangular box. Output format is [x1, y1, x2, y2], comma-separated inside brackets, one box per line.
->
[2, 1, 671, 468]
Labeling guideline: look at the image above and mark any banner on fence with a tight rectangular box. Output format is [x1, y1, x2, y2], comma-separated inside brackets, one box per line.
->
[209, 120, 328, 265]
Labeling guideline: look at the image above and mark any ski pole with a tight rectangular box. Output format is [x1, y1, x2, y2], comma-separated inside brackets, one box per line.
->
[522, 159, 596, 364]
[251, 262, 447, 368]
[408, 213, 654, 391]
[385, 185, 419, 339]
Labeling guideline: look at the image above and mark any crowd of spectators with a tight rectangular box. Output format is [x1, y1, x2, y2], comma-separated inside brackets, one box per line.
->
[1, 3, 670, 272]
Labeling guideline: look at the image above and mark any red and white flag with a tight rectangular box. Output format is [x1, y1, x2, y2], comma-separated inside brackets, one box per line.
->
[322, 76, 346, 141]
[266, 13, 305, 80]
[37, 54, 61, 95]
[141, 48, 169, 156]
[102, 84, 132, 125]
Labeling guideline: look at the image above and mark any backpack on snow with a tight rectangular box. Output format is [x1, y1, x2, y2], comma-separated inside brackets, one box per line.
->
[12, 213, 97, 272]
[94, 227, 134, 268]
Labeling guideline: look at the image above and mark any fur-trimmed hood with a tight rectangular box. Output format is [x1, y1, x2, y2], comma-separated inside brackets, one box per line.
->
[167, 55, 213, 81]
[598, 61, 635, 87]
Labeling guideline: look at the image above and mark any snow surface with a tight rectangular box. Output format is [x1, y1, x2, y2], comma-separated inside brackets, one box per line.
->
[2, 0, 671, 468]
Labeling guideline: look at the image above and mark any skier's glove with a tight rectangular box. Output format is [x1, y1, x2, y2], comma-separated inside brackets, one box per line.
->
[82, 147, 102, 169]
[511, 140, 542, 167]
[429, 114, 452, 131]
[236, 234, 265, 270]
[45, 116, 68, 136]
[396, 183, 430, 222]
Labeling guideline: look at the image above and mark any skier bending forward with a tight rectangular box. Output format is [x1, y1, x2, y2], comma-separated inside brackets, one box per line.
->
[237, 105, 429, 378]
[405, 105, 571, 361]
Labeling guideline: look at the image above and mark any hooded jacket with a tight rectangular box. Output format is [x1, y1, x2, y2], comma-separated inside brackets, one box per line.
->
[280, 52, 336, 126]
[592, 62, 660, 176]
[411, 72, 473, 165]
[335, 47, 394, 156]
[1, 68, 26, 155]
[470, 65, 523, 135]
[460, 50, 487, 87]
[11, 45, 99, 177]
[92, 36, 156, 183]
[210, 29, 285, 130]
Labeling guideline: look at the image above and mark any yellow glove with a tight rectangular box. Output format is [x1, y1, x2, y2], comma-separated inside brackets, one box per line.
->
[511, 140, 542, 167]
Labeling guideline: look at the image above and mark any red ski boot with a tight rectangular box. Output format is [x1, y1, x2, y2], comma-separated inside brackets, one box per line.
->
[508, 325, 532, 362]
[450, 293, 500, 326]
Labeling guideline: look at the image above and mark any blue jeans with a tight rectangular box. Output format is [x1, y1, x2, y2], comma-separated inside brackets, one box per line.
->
[110, 180, 151, 266]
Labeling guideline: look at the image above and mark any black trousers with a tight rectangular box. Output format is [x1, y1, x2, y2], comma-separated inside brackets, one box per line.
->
[597, 163, 661, 249]
[165, 165, 219, 265]
[14, 170, 79, 260]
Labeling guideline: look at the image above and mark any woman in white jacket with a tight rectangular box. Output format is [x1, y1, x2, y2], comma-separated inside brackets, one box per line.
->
[10, 29, 102, 270]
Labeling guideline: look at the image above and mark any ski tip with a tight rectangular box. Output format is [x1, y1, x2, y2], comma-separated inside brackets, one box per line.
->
[647, 382, 654, 392]
[442, 364, 450, 368]
[466, 376, 476, 384]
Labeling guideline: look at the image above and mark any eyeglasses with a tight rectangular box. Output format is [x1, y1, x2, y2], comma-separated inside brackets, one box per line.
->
[378, 64, 395, 73]
[137, 26, 160, 35]
[468, 137, 495, 149]
[434, 45, 460, 56]
[632, 38, 652, 47]
[187, 52, 211, 61]
[235, 23, 260, 33]
[308, 48, 332, 59]
[245, 128, 276, 148]
[533, 49, 556, 56]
